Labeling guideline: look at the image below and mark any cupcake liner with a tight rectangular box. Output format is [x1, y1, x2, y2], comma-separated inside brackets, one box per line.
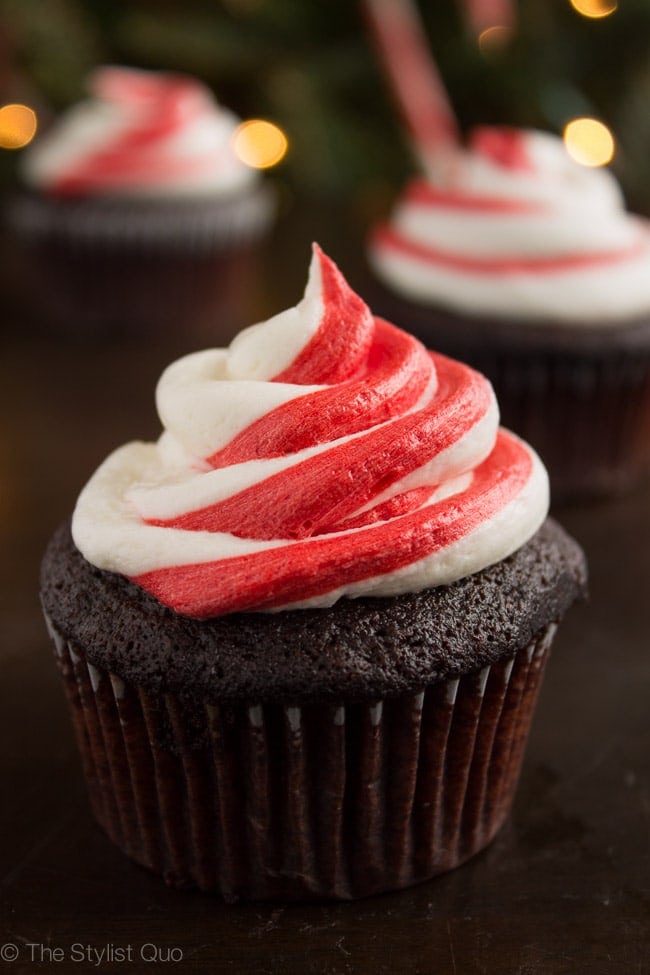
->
[484, 348, 650, 499]
[6, 183, 276, 254]
[25, 243, 265, 342]
[6, 223, 271, 343]
[45, 613, 557, 901]
[3, 184, 275, 340]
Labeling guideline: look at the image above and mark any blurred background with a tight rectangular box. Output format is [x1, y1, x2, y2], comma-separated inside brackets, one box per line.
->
[0, 0, 649, 215]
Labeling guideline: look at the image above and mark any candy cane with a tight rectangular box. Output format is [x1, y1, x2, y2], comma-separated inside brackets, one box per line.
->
[363, 0, 461, 174]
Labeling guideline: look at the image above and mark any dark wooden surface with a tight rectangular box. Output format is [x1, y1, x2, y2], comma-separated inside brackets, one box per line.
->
[1, 205, 649, 975]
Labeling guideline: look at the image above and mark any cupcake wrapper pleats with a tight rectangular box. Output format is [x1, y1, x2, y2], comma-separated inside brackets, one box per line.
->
[45, 615, 556, 901]
[8, 184, 276, 253]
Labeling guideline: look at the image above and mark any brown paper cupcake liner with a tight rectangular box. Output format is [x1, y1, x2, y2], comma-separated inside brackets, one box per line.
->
[45, 614, 557, 902]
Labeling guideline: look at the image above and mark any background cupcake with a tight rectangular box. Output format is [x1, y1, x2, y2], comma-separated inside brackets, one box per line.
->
[40, 246, 586, 901]
[361, 0, 650, 501]
[368, 125, 650, 500]
[6, 66, 276, 340]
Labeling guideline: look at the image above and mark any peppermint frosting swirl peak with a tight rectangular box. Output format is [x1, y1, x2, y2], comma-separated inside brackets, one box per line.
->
[72, 245, 549, 617]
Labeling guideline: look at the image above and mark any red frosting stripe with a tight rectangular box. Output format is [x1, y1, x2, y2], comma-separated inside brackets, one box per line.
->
[148, 352, 491, 541]
[470, 126, 534, 172]
[274, 244, 375, 385]
[49, 67, 230, 196]
[207, 245, 434, 468]
[372, 223, 650, 275]
[93, 66, 200, 123]
[207, 318, 433, 467]
[134, 429, 532, 618]
[404, 180, 545, 214]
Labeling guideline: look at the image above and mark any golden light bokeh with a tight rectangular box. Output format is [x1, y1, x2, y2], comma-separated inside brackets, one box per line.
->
[0, 104, 38, 149]
[478, 25, 512, 53]
[232, 119, 288, 169]
[563, 117, 615, 167]
[568, 0, 618, 19]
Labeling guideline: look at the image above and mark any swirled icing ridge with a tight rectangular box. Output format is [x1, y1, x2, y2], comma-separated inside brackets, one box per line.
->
[71, 245, 549, 617]
[369, 127, 650, 323]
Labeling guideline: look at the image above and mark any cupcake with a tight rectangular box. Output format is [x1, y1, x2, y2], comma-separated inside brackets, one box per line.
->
[7, 66, 275, 339]
[40, 245, 586, 901]
[368, 126, 650, 499]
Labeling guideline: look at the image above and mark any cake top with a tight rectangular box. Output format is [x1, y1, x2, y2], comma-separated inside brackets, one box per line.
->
[43, 517, 586, 702]
[70, 245, 549, 619]
[369, 126, 650, 324]
[20, 65, 257, 199]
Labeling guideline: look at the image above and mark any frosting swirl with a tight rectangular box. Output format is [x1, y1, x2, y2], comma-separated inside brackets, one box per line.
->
[21, 66, 256, 198]
[369, 127, 650, 323]
[71, 245, 549, 618]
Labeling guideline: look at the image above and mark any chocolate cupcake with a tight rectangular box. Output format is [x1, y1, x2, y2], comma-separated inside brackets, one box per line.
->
[40, 246, 586, 901]
[7, 66, 275, 339]
[368, 127, 650, 499]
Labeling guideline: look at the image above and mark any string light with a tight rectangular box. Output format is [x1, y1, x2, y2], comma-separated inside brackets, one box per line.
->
[0, 104, 37, 149]
[563, 118, 615, 167]
[232, 119, 288, 169]
[568, 0, 617, 19]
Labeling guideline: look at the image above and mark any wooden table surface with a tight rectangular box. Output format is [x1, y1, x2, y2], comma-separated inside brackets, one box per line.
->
[1, 204, 649, 975]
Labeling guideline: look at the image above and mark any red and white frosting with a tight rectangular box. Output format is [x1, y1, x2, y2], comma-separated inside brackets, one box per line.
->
[370, 127, 650, 323]
[21, 66, 256, 197]
[71, 246, 548, 618]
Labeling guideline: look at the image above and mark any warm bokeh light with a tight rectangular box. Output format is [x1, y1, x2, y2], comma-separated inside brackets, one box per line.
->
[232, 119, 288, 169]
[568, 0, 617, 19]
[0, 104, 37, 149]
[478, 24, 512, 53]
[563, 117, 615, 167]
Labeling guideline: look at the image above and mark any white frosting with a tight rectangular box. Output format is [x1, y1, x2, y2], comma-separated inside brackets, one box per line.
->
[370, 127, 650, 324]
[71, 247, 549, 615]
[371, 244, 650, 321]
[227, 253, 326, 379]
[72, 435, 548, 605]
[77, 384, 502, 569]
[155, 349, 325, 462]
[21, 66, 257, 198]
